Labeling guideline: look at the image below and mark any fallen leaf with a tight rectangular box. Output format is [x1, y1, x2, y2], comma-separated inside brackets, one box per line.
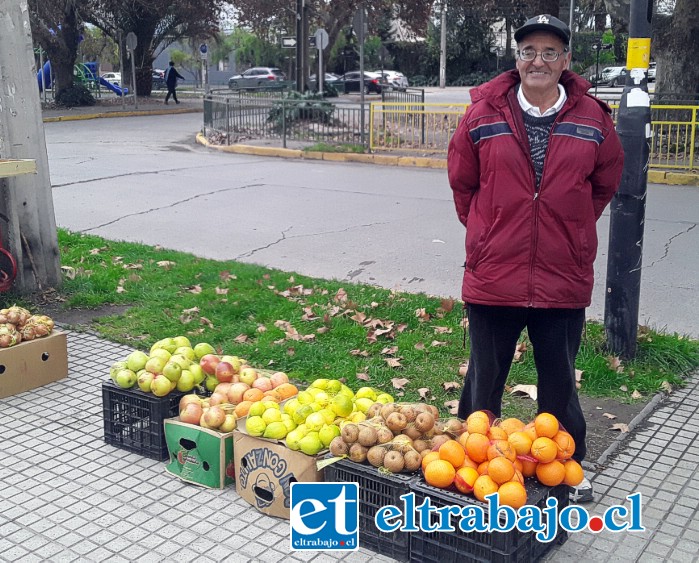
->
[215, 287, 229, 295]
[442, 381, 461, 392]
[620, 385, 628, 392]
[513, 341, 528, 362]
[370, 302, 379, 308]
[414, 342, 426, 350]
[286, 347, 295, 356]
[510, 384, 537, 400]
[575, 369, 583, 383]
[631, 390, 642, 400]
[385, 358, 403, 368]
[431, 340, 447, 347]
[660, 381, 672, 393]
[391, 377, 409, 389]
[444, 400, 459, 415]
[415, 308, 431, 321]
[301, 307, 319, 321]
[607, 356, 624, 373]
[60, 266, 76, 280]
[417, 388, 430, 400]
[458, 361, 469, 377]
[123, 263, 143, 270]
[381, 346, 399, 355]
[395, 323, 408, 333]
[433, 326, 452, 334]
[89, 247, 105, 255]
[200, 317, 214, 329]
[156, 260, 176, 269]
[334, 288, 348, 304]
[187, 285, 202, 294]
[610, 423, 629, 433]
[602, 412, 617, 419]
[115, 285, 126, 294]
[219, 271, 237, 281]
[316, 327, 329, 334]
[350, 349, 370, 357]
[356, 373, 370, 381]
[179, 306, 200, 324]
[257, 324, 267, 333]
[440, 298, 456, 312]
[234, 334, 249, 343]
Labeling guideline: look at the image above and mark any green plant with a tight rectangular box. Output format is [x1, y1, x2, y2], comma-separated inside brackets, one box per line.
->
[303, 143, 365, 153]
[267, 90, 335, 129]
[55, 84, 95, 107]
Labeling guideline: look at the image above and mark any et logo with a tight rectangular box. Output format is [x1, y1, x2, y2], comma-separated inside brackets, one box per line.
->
[289, 483, 359, 551]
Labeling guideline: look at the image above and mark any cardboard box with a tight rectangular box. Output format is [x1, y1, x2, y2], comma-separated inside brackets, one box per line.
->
[0, 331, 68, 399]
[165, 418, 236, 489]
[234, 430, 325, 519]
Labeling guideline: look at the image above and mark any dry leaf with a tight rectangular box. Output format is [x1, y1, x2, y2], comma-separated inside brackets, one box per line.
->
[350, 312, 368, 324]
[602, 413, 617, 420]
[458, 361, 469, 377]
[620, 385, 628, 392]
[301, 307, 319, 321]
[215, 287, 229, 295]
[575, 369, 583, 382]
[631, 390, 642, 400]
[442, 381, 461, 392]
[510, 384, 537, 400]
[414, 342, 426, 350]
[610, 423, 629, 433]
[415, 308, 431, 321]
[123, 263, 143, 270]
[607, 356, 624, 373]
[385, 358, 403, 368]
[334, 288, 348, 304]
[440, 298, 455, 312]
[89, 247, 105, 255]
[660, 381, 672, 393]
[200, 317, 214, 329]
[115, 285, 126, 294]
[60, 266, 76, 280]
[350, 349, 370, 357]
[417, 388, 430, 400]
[219, 271, 237, 281]
[187, 285, 202, 294]
[179, 307, 200, 324]
[444, 400, 459, 415]
[234, 334, 249, 343]
[156, 260, 176, 269]
[370, 302, 379, 308]
[381, 346, 399, 356]
[431, 340, 447, 347]
[356, 373, 370, 381]
[434, 326, 452, 334]
[257, 324, 267, 333]
[513, 341, 528, 362]
[391, 377, 409, 389]
[287, 347, 295, 356]
[395, 323, 408, 333]
[316, 327, 329, 334]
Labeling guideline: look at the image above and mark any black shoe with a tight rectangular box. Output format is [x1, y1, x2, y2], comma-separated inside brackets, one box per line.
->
[569, 477, 594, 503]
[175, 101, 180, 104]
[164, 101, 168, 105]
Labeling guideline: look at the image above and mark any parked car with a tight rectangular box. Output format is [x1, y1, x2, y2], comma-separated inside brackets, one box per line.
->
[101, 72, 121, 86]
[599, 66, 628, 87]
[337, 71, 382, 94]
[309, 73, 341, 83]
[152, 69, 165, 89]
[374, 70, 409, 90]
[228, 67, 286, 89]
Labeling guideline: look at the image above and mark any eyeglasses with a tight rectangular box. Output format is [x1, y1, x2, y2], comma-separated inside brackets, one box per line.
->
[516, 48, 568, 62]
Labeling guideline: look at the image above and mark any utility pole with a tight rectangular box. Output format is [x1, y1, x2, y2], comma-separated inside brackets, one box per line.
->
[295, 0, 308, 92]
[0, 0, 62, 293]
[439, 2, 447, 89]
[604, 0, 653, 359]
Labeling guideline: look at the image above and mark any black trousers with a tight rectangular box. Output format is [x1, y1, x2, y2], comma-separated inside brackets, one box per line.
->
[458, 303, 587, 462]
[165, 86, 178, 103]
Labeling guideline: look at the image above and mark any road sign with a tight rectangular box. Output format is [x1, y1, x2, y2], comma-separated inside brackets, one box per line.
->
[199, 43, 208, 60]
[314, 29, 329, 50]
[282, 37, 297, 48]
[125, 32, 137, 51]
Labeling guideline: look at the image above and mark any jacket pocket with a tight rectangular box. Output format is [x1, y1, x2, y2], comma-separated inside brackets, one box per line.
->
[576, 226, 589, 268]
[466, 227, 489, 271]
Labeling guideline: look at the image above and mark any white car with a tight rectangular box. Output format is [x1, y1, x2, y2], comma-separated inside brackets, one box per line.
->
[101, 72, 121, 86]
[374, 70, 409, 91]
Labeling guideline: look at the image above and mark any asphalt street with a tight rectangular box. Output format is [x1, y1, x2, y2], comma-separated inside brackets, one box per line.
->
[44, 113, 699, 337]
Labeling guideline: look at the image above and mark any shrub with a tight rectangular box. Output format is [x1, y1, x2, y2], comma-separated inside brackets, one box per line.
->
[267, 90, 335, 129]
[55, 84, 96, 107]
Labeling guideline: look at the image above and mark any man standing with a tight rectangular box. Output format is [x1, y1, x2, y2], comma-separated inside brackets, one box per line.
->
[448, 15, 624, 502]
[164, 61, 185, 105]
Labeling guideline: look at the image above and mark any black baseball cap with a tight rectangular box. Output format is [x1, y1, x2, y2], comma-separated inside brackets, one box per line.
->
[514, 14, 571, 45]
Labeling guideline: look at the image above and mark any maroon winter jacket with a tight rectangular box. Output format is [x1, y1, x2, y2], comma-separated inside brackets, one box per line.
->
[448, 69, 624, 309]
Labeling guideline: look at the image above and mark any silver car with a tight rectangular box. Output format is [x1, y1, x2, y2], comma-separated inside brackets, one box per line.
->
[228, 67, 286, 89]
[374, 70, 409, 91]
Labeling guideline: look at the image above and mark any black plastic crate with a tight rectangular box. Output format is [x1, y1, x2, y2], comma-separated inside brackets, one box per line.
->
[324, 456, 417, 562]
[102, 381, 184, 460]
[409, 479, 568, 563]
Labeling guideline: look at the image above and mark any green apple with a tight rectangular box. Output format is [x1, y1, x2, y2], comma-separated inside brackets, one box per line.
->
[144, 356, 166, 375]
[204, 376, 219, 392]
[239, 367, 258, 386]
[330, 394, 354, 418]
[193, 342, 216, 360]
[109, 361, 128, 382]
[354, 397, 375, 413]
[376, 393, 394, 404]
[149, 348, 171, 362]
[319, 424, 341, 447]
[162, 361, 182, 382]
[299, 432, 324, 456]
[173, 336, 192, 349]
[169, 354, 192, 370]
[115, 369, 137, 389]
[150, 374, 172, 397]
[137, 370, 154, 392]
[126, 351, 149, 372]
[355, 387, 377, 401]
[221, 355, 243, 372]
[176, 370, 195, 392]
[305, 412, 326, 432]
[188, 364, 205, 385]
[174, 347, 196, 361]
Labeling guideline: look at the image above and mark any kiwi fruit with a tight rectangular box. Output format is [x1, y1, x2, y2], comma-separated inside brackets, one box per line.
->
[383, 450, 405, 473]
[376, 426, 394, 444]
[341, 423, 359, 444]
[348, 443, 369, 463]
[403, 450, 422, 472]
[367, 445, 387, 468]
[329, 436, 349, 457]
[386, 412, 408, 433]
[414, 412, 435, 433]
[358, 426, 378, 447]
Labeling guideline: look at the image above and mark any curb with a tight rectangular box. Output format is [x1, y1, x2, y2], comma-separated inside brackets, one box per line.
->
[43, 107, 202, 123]
[647, 170, 699, 186]
[195, 133, 447, 170]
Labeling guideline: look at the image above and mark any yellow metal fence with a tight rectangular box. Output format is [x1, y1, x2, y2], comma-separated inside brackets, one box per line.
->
[370, 103, 698, 171]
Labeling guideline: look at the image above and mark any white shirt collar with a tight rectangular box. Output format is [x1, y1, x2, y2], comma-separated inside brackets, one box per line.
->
[517, 84, 567, 117]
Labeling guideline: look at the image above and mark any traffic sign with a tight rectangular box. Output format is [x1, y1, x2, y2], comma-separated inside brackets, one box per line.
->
[125, 32, 137, 51]
[314, 29, 329, 50]
[199, 43, 208, 60]
[282, 37, 297, 48]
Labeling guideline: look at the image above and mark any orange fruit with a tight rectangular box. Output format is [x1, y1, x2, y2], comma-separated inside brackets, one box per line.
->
[488, 427, 509, 441]
[234, 400, 253, 417]
[454, 467, 480, 494]
[275, 383, 298, 400]
[262, 390, 282, 402]
[458, 456, 479, 471]
[513, 469, 525, 484]
[466, 411, 490, 435]
[424, 460, 456, 489]
[530, 437, 558, 463]
[477, 460, 490, 475]
[563, 460, 585, 487]
[488, 457, 515, 485]
[487, 440, 517, 462]
[513, 458, 523, 473]
[523, 422, 538, 441]
[465, 433, 490, 463]
[498, 481, 527, 509]
[421, 451, 441, 472]
[498, 417, 525, 435]
[520, 458, 538, 477]
[458, 431, 470, 450]
[508, 431, 534, 456]
[534, 413, 560, 439]
[553, 431, 576, 460]
[439, 440, 466, 468]
[243, 388, 264, 402]
[473, 475, 499, 502]
[536, 460, 566, 486]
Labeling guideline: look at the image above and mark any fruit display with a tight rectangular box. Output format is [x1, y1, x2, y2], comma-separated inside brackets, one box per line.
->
[178, 393, 238, 433]
[327, 402, 459, 474]
[0, 305, 54, 348]
[419, 410, 585, 508]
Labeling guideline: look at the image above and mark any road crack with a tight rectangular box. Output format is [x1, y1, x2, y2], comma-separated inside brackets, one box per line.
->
[645, 223, 697, 269]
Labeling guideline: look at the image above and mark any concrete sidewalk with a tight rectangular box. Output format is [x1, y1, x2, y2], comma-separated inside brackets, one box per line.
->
[1, 330, 698, 562]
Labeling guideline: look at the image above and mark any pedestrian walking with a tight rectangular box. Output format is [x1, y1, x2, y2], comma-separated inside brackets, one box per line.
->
[164, 61, 185, 105]
[447, 14, 624, 503]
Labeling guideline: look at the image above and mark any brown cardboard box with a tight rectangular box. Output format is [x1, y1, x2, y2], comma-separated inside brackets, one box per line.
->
[0, 331, 68, 399]
[234, 430, 324, 519]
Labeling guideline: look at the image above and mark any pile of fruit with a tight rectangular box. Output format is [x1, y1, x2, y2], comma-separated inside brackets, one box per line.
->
[328, 402, 454, 474]
[0, 306, 54, 348]
[420, 410, 585, 508]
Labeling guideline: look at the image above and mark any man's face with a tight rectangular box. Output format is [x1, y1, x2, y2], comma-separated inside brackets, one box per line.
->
[516, 31, 570, 96]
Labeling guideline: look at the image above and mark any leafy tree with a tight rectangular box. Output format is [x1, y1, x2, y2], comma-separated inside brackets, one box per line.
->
[79, 25, 119, 67]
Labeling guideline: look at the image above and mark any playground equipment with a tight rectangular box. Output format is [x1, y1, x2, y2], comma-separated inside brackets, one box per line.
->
[37, 60, 129, 96]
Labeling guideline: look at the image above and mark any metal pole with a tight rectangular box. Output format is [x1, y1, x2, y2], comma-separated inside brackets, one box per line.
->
[359, 5, 365, 146]
[295, 0, 302, 91]
[118, 30, 126, 110]
[568, 0, 575, 64]
[129, 48, 138, 109]
[439, 2, 447, 89]
[604, 0, 652, 359]
[594, 44, 599, 97]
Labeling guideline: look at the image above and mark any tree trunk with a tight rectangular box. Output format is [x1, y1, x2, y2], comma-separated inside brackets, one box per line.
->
[0, 0, 62, 294]
[526, 0, 560, 18]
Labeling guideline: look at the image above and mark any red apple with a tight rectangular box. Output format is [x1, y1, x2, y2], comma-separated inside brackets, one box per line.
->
[239, 367, 258, 386]
[270, 371, 289, 388]
[227, 382, 250, 404]
[179, 394, 202, 411]
[180, 402, 203, 425]
[200, 354, 221, 376]
[215, 361, 235, 383]
[203, 405, 226, 429]
[252, 376, 273, 392]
